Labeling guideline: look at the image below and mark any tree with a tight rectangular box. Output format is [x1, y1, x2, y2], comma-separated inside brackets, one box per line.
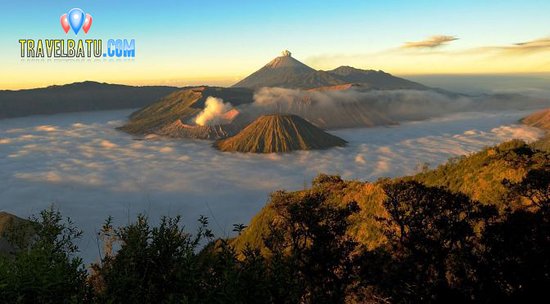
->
[503, 168, 550, 212]
[0, 207, 89, 303]
[92, 215, 214, 303]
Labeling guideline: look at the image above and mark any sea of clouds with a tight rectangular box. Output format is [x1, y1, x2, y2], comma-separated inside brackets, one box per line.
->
[0, 109, 544, 263]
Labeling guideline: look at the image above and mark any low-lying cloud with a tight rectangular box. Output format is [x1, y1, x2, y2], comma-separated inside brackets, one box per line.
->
[0, 109, 544, 264]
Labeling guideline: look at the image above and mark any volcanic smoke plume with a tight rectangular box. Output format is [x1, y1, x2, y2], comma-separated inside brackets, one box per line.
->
[194, 97, 235, 126]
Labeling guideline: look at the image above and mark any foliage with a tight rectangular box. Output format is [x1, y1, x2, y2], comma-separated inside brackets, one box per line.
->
[263, 185, 362, 303]
[411, 139, 549, 209]
[0, 207, 89, 303]
[475, 167, 550, 302]
[91, 215, 214, 303]
[0, 142, 549, 303]
[369, 181, 497, 302]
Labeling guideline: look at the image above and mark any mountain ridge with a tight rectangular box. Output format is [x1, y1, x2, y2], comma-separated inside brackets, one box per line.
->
[0, 81, 179, 119]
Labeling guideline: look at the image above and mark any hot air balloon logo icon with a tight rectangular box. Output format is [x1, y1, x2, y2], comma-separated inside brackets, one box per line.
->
[61, 8, 93, 35]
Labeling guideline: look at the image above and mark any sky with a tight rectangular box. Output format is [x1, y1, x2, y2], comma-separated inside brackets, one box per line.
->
[1, 0, 550, 89]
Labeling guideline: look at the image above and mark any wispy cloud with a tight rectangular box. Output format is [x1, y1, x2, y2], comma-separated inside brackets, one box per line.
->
[478, 37, 550, 55]
[305, 35, 550, 73]
[402, 35, 459, 49]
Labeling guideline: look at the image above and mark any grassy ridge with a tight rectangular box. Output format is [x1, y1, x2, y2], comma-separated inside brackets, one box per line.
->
[233, 139, 549, 252]
[522, 108, 550, 152]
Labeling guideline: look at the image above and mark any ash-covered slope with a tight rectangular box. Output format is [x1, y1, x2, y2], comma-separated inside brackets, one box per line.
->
[214, 114, 347, 153]
[155, 119, 243, 140]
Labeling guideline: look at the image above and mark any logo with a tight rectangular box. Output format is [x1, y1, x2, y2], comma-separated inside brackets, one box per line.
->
[19, 7, 135, 59]
[61, 8, 93, 35]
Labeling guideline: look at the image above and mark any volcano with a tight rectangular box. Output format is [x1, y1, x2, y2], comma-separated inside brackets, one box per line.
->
[232, 50, 343, 89]
[232, 50, 426, 90]
[214, 114, 347, 153]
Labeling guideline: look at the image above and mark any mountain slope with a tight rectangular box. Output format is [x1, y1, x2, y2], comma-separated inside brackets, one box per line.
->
[214, 114, 347, 153]
[522, 108, 550, 130]
[0, 81, 178, 119]
[522, 108, 550, 151]
[232, 139, 549, 252]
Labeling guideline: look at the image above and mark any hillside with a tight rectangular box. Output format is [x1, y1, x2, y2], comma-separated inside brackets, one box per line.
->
[0, 212, 29, 256]
[119, 86, 254, 139]
[522, 108, 550, 151]
[214, 114, 347, 153]
[232, 139, 549, 252]
[410, 139, 548, 208]
[232, 50, 426, 90]
[0, 81, 178, 119]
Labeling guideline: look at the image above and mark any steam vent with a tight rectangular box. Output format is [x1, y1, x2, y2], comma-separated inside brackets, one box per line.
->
[281, 50, 291, 57]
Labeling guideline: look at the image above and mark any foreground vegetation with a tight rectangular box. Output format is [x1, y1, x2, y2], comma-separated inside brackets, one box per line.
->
[0, 140, 549, 303]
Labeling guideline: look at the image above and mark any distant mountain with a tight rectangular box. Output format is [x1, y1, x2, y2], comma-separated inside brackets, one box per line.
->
[0, 81, 178, 119]
[119, 86, 254, 139]
[232, 50, 426, 90]
[214, 114, 346, 153]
